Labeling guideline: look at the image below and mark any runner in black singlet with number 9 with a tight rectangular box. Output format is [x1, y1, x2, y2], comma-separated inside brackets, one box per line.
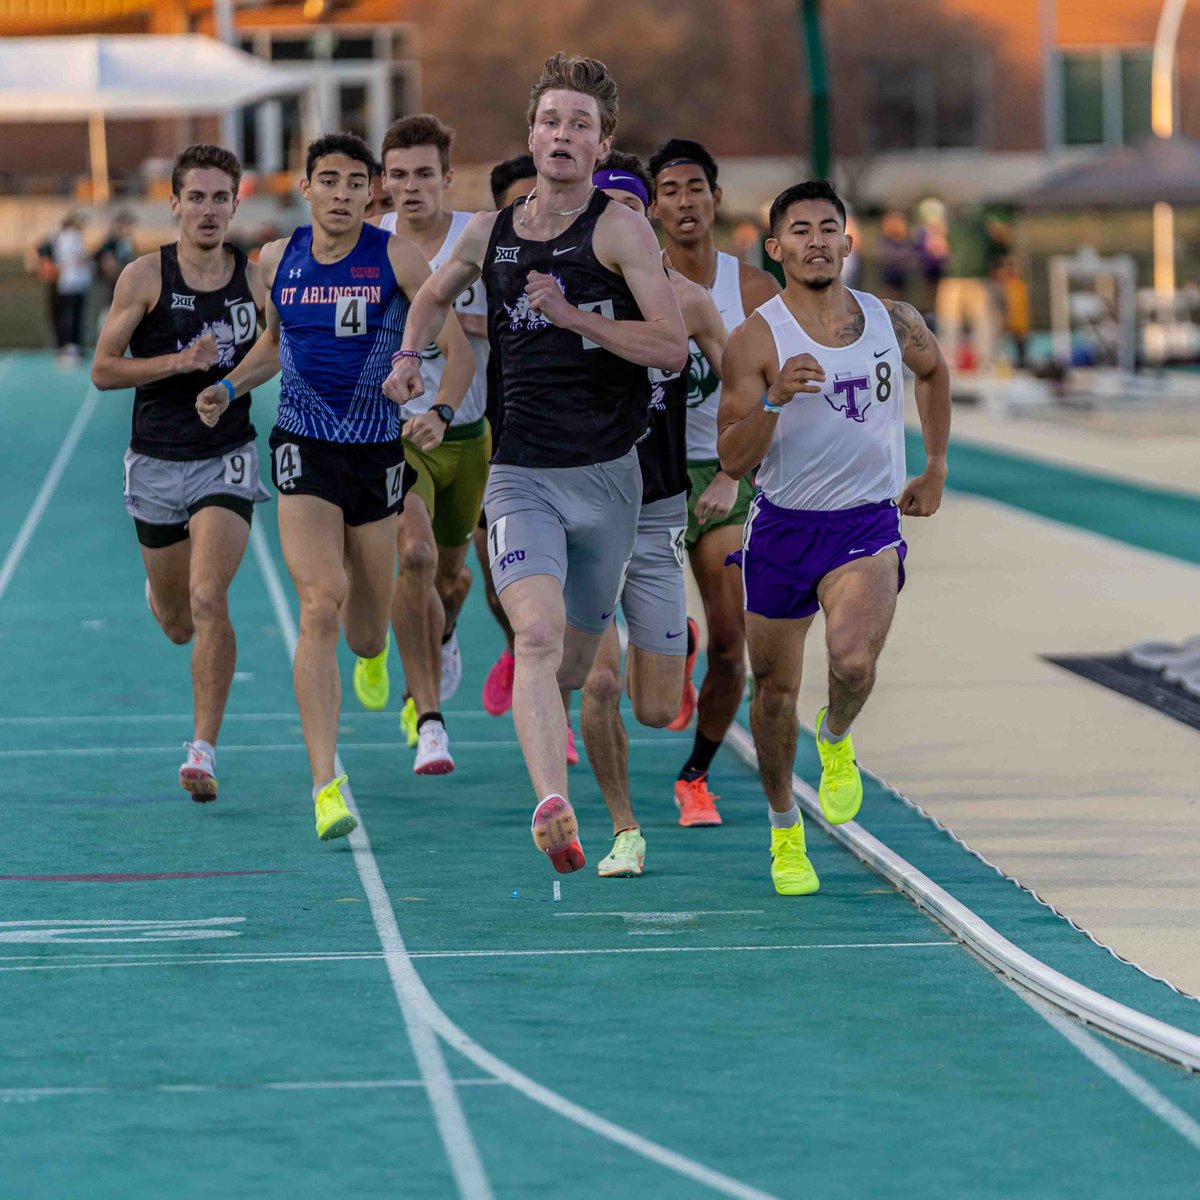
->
[384, 53, 688, 873]
[92, 144, 267, 806]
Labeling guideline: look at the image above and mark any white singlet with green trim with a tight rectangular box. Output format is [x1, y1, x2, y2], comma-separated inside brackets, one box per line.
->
[685, 250, 745, 461]
[381, 209, 489, 424]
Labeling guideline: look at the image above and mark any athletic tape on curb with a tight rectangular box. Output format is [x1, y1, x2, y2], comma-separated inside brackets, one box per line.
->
[725, 722, 1200, 1073]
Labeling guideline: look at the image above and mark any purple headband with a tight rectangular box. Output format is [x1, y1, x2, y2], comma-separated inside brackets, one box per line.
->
[593, 168, 651, 209]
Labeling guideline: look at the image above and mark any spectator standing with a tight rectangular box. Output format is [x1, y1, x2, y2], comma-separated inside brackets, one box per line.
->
[93, 210, 137, 328]
[52, 212, 92, 364]
[879, 210, 913, 301]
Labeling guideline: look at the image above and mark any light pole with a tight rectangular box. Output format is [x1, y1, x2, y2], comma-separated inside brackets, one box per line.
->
[799, 0, 831, 179]
[1151, 0, 1189, 298]
[213, 0, 239, 155]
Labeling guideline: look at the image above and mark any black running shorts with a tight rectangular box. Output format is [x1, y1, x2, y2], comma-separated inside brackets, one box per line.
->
[268, 427, 414, 526]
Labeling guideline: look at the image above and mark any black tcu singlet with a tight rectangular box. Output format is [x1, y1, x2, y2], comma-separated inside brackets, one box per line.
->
[639, 364, 690, 505]
[483, 190, 649, 468]
[128, 243, 257, 461]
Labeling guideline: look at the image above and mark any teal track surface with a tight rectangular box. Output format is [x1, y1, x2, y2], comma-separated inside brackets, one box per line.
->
[0, 354, 1197, 1198]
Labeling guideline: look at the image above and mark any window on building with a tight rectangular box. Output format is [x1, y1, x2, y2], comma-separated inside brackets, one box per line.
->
[870, 51, 986, 152]
[1121, 50, 1153, 142]
[1058, 47, 1153, 146]
[237, 27, 413, 171]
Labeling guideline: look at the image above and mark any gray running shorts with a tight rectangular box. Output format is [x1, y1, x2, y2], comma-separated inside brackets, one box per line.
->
[123, 440, 270, 544]
[620, 492, 688, 657]
[484, 448, 642, 635]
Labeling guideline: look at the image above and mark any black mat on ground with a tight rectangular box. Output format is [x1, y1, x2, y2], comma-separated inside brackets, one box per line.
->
[1044, 653, 1200, 733]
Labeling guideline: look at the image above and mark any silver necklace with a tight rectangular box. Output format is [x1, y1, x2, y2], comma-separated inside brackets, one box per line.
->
[518, 186, 595, 228]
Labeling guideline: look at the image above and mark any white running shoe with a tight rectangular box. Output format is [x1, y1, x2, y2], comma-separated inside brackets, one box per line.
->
[414, 720, 455, 775]
[179, 741, 217, 802]
[440, 629, 463, 702]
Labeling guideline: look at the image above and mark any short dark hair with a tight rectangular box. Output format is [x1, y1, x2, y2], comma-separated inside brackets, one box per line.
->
[305, 132, 375, 181]
[769, 180, 847, 236]
[598, 150, 652, 198]
[381, 114, 455, 174]
[648, 138, 718, 192]
[489, 154, 536, 207]
[171, 144, 241, 197]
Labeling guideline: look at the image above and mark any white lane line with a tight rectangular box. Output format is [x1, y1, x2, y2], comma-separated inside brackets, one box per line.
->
[252, 522, 782, 1200]
[0, 737, 678, 758]
[251, 524, 493, 1200]
[0, 942, 955, 973]
[0, 711, 509, 726]
[1016, 988, 1200, 1151]
[0, 383, 99, 605]
[0, 1077, 504, 1101]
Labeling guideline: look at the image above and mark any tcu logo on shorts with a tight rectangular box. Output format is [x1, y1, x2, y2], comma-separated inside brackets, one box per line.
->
[487, 516, 526, 570]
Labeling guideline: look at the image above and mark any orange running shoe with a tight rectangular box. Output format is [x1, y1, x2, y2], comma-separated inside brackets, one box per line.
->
[531, 794, 586, 873]
[667, 618, 699, 732]
[673, 774, 723, 827]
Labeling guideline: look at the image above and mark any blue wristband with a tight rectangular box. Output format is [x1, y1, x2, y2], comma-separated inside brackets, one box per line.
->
[218, 378, 236, 404]
[763, 396, 784, 414]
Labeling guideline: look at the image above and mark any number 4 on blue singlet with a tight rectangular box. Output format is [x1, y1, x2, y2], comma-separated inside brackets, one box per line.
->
[335, 295, 367, 338]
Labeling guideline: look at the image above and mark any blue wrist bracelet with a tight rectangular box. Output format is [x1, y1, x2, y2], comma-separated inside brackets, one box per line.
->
[763, 396, 784, 414]
[218, 379, 236, 404]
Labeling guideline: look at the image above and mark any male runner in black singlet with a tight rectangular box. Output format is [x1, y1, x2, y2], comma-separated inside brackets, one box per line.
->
[580, 152, 728, 876]
[384, 54, 688, 872]
[92, 144, 267, 802]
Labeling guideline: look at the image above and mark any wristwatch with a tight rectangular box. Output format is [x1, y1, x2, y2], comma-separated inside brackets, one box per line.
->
[430, 403, 454, 426]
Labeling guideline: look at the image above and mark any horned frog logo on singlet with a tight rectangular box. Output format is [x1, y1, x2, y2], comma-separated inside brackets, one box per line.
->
[179, 319, 236, 369]
[649, 365, 681, 414]
[686, 346, 720, 409]
[504, 274, 565, 334]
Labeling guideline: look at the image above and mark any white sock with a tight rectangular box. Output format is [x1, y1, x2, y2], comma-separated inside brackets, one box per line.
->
[768, 804, 799, 829]
[819, 712, 849, 745]
[193, 739, 215, 763]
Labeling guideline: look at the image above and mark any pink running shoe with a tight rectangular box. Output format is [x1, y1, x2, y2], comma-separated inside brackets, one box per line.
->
[531, 794, 585, 873]
[483, 648, 515, 716]
[566, 726, 579, 767]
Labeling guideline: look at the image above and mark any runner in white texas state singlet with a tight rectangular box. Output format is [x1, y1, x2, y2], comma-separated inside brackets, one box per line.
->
[717, 179, 951, 898]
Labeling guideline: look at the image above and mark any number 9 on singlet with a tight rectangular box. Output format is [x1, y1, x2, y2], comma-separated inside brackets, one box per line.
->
[335, 294, 367, 338]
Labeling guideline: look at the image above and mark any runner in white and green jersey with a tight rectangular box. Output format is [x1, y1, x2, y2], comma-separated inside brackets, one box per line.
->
[352, 114, 491, 776]
[650, 137, 780, 824]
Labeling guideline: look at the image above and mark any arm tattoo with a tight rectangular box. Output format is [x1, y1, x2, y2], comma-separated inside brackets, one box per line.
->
[884, 300, 931, 355]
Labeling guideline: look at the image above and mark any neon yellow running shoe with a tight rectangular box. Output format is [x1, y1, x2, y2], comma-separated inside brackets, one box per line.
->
[353, 634, 390, 711]
[815, 706, 863, 824]
[314, 775, 357, 842]
[400, 696, 419, 748]
[770, 821, 819, 895]
[597, 828, 645, 877]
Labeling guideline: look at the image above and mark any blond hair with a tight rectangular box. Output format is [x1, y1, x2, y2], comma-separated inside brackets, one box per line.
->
[527, 53, 619, 139]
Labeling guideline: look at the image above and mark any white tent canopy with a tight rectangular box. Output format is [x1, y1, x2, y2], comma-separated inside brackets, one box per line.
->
[0, 35, 308, 201]
[0, 34, 305, 118]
